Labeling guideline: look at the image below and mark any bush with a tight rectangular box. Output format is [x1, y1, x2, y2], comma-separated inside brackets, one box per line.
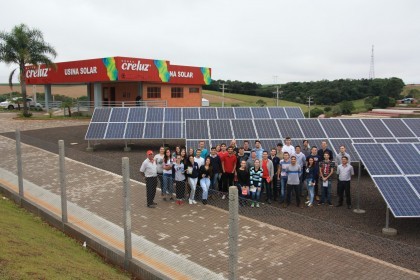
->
[377, 95, 390, 108]
[231, 103, 240, 107]
[256, 99, 267, 107]
[332, 105, 342, 116]
[324, 106, 332, 112]
[340, 100, 355, 115]
[307, 107, 324, 118]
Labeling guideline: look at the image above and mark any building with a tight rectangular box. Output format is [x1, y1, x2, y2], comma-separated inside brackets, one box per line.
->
[25, 56, 211, 108]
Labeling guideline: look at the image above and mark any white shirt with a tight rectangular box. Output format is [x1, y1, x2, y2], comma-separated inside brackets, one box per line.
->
[140, 159, 157, 177]
[162, 159, 173, 174]
[194, 156, 204, 168]
[154, 154, 164, 173]
[282, 145, 295, 156]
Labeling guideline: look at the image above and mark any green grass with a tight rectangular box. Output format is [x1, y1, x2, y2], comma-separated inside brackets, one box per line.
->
[0, 197, 130, 280]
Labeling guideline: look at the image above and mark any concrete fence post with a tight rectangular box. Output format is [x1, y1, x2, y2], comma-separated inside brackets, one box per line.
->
[15, 129, 24, 199]
[122, 157, 132, 268]
[228, 185, 239, 280]
[59, 140, 68, 224]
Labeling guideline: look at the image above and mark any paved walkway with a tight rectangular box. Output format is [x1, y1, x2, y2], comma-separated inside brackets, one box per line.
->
[1, 134, 419, 279]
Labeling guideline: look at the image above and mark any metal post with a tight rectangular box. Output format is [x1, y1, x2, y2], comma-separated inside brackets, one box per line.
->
[59, 140, 68, 223]
[353, 161, 365, 214]
[382, 206, 397, 235]
[122, 157, 132, 268]
[15, 130, 24, 198]
[228, 186, 238, 280]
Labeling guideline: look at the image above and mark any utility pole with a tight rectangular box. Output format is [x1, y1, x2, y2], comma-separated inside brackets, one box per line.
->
[307, 96, 313, 118]
[272, 76, 281, 107]
[369, 45, 375, 79]
[220, 83, 227, 107]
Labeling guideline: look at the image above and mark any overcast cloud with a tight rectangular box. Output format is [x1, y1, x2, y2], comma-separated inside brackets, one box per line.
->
[1, 0, 419, 84]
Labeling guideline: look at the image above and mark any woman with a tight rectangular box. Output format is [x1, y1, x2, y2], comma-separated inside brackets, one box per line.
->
[172, 155, 186, 205]
[185, 154, 199, 204]
[162, 148, 174, 201]
[305, 157, 317, 207]
[188, 147, 195, 158]
[215, 144, 221, 153]
[172, 146, 181, 159]
[180, 148, 188, 166]
[249, 159, 263, 208]
[236, 160, 250, 204]
[199, 157, 213, 205]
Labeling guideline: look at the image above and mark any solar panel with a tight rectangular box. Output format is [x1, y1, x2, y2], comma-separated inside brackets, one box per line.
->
[319, 119, 349, 138]
[105, 123, 126, 139]
[285, 107, 304, 119]
[361, 119, 393, 138]
[262, 140, 279, 151]
[382, 119, 415, 137]
[185, 120, 208, 139]
[268, 107, 287, 118]
[234, 107, 252, 119]
[109, 108, 129, 122]
[143, 123, 163, 138]
[251, 107, 270, 118]
[210, 139, 231, 148]
[353, 144, 401, 175]
[163, 122, 183, 139]
[254, 119, 279, 139]
[124, 123, 144, 139]
[352, 138, 375, 143]
[183, 107, 199, 121]
[164, 108, 182, 122]
[200, 107, 217, 119]
[231, 120, 257, 139]
[329, 139, 359, 161]
[187, 140, 210, 151]
[398, 138, 420, 143]
[340, 119, 371, 138]
[85, 123, 108, 139]
[209, 119, 232, 139]
[217, 107, 235, 119]
[276, 119, 304, 138]
[415, 144, 420, 152]
[406, 176, 420, 195]
[146, 108, 164, 122]
[372, 177, 420, 217]
[127, 107, 146, 122]
[375, 138, 398, 143]
[91, 107, 112, 122]
[402, 119, 420, 137]
[383, 143, 420, 175]
[298, 119, 326, 139]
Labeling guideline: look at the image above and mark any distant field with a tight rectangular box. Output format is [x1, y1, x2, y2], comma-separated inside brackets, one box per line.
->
[0, 84, 87, 98]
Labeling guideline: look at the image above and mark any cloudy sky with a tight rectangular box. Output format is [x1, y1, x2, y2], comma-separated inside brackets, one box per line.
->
[1, 0, 419, 85]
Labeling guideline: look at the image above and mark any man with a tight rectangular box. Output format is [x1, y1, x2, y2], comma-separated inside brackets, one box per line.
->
[285, 155, 302, 208]
[269, 148, 280, 201]
[194, 149, 204, 168]
[236, 147, 248, 170]
[222, 147, 237, 199]
[317, 140, 334, 161]
[276, 143, 284, 160]
[198, 140, 208, 159]
[302, 140, 311, 158]
[318, 152, 335, 206]
[218, 143, 228, 161]
[336, 145, 351, 164]
[243, 140, 252, 158]
[282, 137, 295, 156]
[246, 151, 257, 171]
[140, 150, 158, 208]
[229, 139, 239, 154]
[277, 152, 291, 205]
[307, 146, 320, 201]
[336, 156, 354, 209]
[261, 151, 274, 204]
[252, 140, 264, 160]
[209, 147, 222, 192]
[294, 145, 306, 197]
[154, 146, 165, 197]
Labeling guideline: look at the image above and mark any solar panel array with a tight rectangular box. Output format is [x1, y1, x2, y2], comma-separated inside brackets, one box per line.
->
[353, 143, 420, 218]
[185, 118, 420, 161]
[85, 107, 304, 140]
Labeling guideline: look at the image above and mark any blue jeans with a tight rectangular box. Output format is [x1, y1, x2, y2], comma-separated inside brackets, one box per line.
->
[211, 173, 222, 191]
[320, 180, 332, 204]
[306, 179, 314, 204]
[162, 174, 173, 195]
[200, 177, 211, 200]
[251, 187, 261, 202]
[280, 176, 288, 203]
[263, 178, 272, 200]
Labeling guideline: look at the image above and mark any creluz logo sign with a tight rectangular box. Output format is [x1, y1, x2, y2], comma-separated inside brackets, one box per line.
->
[26, 67, 49, 78]
[120, 59, 150, 71]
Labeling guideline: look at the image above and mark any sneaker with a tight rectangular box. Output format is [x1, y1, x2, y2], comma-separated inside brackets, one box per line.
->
[315, 195, 320, 201]
[328, 203, 334, 207]
[192, 200, 197, 204]
[308, 203, 313, 207]
[256, 203, 260, 208]
[222, 195, 226, 200]
[317, 202, 324, 206]
[189, 199, 193, 205]
[251, 202, 255, 208]
[202, 199, 207, 205]
[305, 201, 310, 205]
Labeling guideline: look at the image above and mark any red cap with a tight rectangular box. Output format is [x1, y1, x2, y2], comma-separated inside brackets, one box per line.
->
[147, 150, 153, 155]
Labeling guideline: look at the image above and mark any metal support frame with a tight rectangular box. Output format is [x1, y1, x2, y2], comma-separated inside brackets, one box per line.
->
[228, 186, 238, 280]
[353, 161, 366, 214]
[122, 157, 132, 268]
[15, 130, 24, 199]
[59, 140, 68, 224]
[382, 207, 397, 235]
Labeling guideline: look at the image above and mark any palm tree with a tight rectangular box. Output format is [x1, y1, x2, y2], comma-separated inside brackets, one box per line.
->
[0, 24, 57, 117]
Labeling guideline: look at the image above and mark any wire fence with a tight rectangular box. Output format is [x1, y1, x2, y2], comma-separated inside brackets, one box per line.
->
[0, 131, 419, 279]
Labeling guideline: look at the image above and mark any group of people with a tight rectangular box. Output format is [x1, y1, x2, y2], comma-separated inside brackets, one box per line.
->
[140, 138, 354, 209]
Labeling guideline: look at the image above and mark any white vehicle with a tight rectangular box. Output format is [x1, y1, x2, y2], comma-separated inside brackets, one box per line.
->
[0, 97, 42, 110]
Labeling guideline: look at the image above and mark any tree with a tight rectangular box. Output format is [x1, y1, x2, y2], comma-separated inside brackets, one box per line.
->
[255, 99, 267, 107]
[339, 101, 354, 115]
[0, 24, 57, 117]
[377, 95, 390, 108]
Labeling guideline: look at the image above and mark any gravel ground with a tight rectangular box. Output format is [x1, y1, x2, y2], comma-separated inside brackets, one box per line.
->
[1, 123, 419, 272]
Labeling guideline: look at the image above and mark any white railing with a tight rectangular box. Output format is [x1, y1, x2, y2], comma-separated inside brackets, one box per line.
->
[38, 100, 167, 110]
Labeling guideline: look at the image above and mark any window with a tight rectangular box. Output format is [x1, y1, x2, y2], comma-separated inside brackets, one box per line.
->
[147, 87, 161, 98]
[171, 87, 184, 98]
[189, 87, 200, 93]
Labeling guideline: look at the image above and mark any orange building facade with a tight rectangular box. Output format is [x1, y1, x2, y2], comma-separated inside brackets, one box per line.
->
[25, 56, 211, 108]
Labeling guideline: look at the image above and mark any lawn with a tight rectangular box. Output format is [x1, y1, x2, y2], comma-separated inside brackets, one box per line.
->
[0, 197, 131, 280]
